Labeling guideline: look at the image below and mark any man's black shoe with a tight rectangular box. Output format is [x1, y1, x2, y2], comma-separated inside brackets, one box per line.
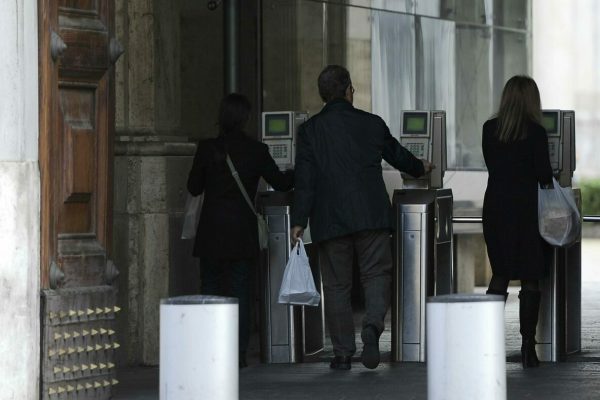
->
[361, 325, 380, 369]
[329, 356, 352, 370]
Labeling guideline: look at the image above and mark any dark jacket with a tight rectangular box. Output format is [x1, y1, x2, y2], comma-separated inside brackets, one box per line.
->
[482, 118, 553, 280]
[291, 99, 425, 242]
[187, 131, 294, 261]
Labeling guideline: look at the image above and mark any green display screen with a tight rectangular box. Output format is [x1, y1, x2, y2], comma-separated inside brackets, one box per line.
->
[265, 114, 290, 137]
[406, 116, 426, 131]
[268, 118, 287, 133]
[542, 112, 558, 134]
[403, 112, 428, 135]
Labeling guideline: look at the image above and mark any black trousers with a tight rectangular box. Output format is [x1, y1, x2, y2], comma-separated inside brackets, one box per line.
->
[319, 229, 392, 357]
[200, 258, 254, 356]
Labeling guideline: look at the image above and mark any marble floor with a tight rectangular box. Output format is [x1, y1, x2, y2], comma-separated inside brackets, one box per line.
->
[113, 239, 600, 400]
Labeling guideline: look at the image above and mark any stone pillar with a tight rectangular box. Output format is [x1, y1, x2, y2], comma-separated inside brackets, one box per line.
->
[114, 0, 227, 365]
[113, 137, 196, 366]
[0, 0, 41, 397]
[115, 0, 189, 366]
[116, 0, 183, 133]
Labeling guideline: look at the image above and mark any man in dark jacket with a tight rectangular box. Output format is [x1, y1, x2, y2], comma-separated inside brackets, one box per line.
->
[290, 65, 433, 370]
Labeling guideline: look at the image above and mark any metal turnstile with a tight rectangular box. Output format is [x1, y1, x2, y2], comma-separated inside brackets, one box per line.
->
[257, 191, 325, 363]
[537, 110, 581, 361]
[391, 188, 454, 362]
[537, 189, 582, 361]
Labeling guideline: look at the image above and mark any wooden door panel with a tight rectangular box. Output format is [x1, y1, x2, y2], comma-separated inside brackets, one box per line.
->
[40, 1, 118, 398]
[60, 29, 109, 72]
[64, 129, 95, 202]
[60, 86, 96, 203]
[59, 85, 97, 233]
[58, 203, 92, 234]
[59, 0, 108, 30]
[60, 0, 98, 13]
[54, 14, 111, 268]
[42, 0, 112, 281]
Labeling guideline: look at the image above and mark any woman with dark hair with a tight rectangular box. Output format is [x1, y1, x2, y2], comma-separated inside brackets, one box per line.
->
[187, 93, 294, 367]
[482, 75, 553, 368]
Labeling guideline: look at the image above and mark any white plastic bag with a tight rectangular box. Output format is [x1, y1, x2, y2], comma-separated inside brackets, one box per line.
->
[278, 239, 321, 306]
[181, 193, 203, 239]
[538, 177, 580, 247]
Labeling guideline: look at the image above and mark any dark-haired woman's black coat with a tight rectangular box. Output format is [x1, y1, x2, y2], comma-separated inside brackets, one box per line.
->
[482, 118, 554, 280]
[187, 131, 294, 261]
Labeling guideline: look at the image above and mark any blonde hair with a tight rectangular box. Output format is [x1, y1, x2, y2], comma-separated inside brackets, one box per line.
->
[496, 75, 542, 142]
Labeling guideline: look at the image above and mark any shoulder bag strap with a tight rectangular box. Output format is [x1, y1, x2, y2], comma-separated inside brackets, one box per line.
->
[225, 153, 259, 216]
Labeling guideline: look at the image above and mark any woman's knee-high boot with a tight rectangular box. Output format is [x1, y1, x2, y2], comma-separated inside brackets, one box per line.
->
[519, 289, 541, 368]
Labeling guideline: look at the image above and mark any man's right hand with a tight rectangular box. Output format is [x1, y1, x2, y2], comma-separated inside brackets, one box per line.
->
[421, 159, 436, 175]
[290, 225, 304, 246]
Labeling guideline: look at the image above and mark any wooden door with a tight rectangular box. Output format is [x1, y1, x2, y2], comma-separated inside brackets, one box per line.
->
[39, 1, 121, 398]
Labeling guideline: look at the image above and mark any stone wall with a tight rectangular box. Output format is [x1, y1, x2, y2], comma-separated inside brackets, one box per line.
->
[0, 0, 41, 397]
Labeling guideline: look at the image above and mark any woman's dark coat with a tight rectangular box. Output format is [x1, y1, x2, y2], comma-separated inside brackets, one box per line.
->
[291, 99, 425, 242]
[187, 131, 294, 261]
[482, 118, 554, 280]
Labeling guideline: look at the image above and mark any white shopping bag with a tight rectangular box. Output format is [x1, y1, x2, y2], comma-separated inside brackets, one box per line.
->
[538, 177, 580, 247]
[181, 193, 203, 239]
[278, 239, 321, 306]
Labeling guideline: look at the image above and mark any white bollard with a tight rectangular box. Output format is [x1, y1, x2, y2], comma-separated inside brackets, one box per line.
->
[427, 294, 506, 400]
[160, 295, 239, 400]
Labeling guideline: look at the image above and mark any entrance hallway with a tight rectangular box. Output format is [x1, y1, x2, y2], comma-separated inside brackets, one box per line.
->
[113, 239, 600, 400]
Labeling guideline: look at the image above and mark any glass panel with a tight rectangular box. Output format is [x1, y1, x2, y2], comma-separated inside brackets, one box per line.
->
[533, 1, 598, 193]
[262, 0, 301, 111]
[454, 24, 493, 169]
[415, 0, 442, 18]
[492, 29, 529, 108]
[346, 7, 372, 111]
[371, 11, 416, 140]
[417, 17, 456, 162]
[297, 1, 328, 115]
[262, 0, 324, 114]
[444, 0, 494, 25]
[494, 0, 529, 29]
[350, 0, 415, 14]
[261, 0, 530, 171]
[326, 3, 348, 66]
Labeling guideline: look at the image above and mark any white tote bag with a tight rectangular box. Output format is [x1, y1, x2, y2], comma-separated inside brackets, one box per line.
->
[181, 193, 203, 239]
[538, 177, 581, 247]
[278, 239, 321, 306]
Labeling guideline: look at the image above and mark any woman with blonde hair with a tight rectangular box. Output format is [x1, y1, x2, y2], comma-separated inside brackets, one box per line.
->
[482, 75, 553, 368]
